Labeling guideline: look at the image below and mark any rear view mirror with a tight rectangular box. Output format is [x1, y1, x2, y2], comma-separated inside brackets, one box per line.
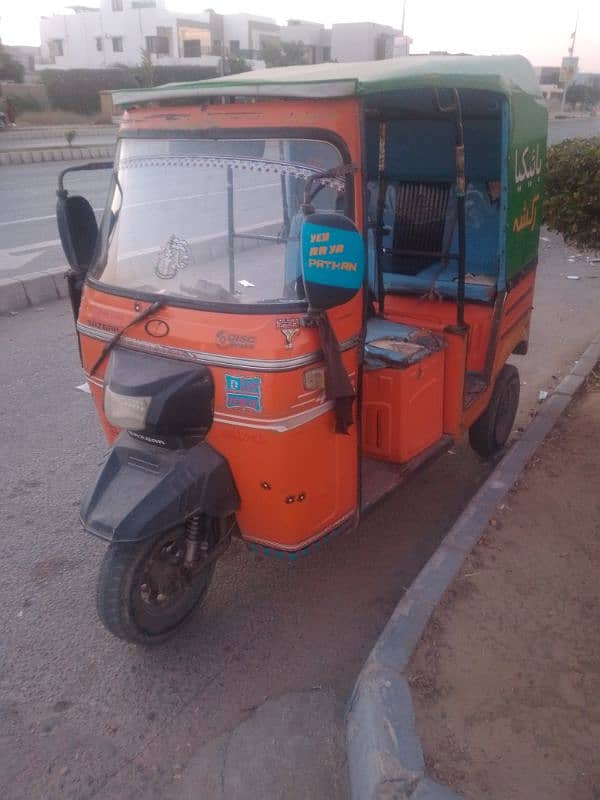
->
[56, 193, 98, 271]
[300, 213, 364, 311]
[56, 161, 112, 272]
[56, 161, 111, 324]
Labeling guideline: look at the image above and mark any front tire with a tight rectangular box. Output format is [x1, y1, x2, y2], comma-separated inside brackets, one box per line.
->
[96, 523, 219, 645]
[469, 364, 520, 457]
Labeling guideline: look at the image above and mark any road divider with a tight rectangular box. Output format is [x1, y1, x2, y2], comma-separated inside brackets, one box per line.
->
[1, 125, 117, 141]
[0, 144, 115, 167]
[0, 266, 69, 314]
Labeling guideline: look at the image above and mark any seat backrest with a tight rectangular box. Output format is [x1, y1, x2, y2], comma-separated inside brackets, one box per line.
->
[390, 181, 452, 273]
[367, 180, 452, 276]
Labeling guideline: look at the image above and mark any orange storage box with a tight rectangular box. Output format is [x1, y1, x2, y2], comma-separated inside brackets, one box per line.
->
[361, 320, 446, 464]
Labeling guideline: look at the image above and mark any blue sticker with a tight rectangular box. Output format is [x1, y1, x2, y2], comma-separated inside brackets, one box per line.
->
[225, 374, 262, 412]
[300, 220, 364, 291]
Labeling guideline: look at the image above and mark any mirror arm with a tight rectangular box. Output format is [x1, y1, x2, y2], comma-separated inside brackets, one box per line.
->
[302, 163, 358, 215]
[57, 161, 113, 194]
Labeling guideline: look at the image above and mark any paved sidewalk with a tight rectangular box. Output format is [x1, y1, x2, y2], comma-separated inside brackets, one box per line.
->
[408, 373, 600, 800]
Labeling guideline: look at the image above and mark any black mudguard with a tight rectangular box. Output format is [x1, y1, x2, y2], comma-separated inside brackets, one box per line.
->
[81, 433, 239, 542]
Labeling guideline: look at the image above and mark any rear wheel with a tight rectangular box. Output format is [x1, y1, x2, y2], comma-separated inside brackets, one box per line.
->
[469, 364, 520, 457]
[96, 519, 225, 645]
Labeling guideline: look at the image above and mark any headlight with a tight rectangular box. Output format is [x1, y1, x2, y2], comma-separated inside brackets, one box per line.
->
[102, 348, 214, 448]
[104, 386, 152, 431]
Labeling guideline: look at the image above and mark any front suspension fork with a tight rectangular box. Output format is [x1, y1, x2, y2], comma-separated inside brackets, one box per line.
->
[184, 515, 233, 569]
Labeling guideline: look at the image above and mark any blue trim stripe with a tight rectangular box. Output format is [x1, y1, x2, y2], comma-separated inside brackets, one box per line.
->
[246, 519, 351, 561]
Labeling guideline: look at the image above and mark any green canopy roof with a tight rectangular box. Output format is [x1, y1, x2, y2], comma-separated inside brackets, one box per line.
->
[112, 55, 541, 107]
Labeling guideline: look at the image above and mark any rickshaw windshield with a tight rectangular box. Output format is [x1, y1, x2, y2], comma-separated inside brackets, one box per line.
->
[90, 137, 346, 306]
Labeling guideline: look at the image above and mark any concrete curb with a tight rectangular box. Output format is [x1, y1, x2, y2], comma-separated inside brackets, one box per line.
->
[0, 144, 115, 166]
[0, 267, 70, 314]
[1, 125, 117, 141]
[346, 333, 600, 800]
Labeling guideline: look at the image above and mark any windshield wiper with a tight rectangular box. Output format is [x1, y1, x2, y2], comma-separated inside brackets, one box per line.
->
[89, 300, 164, 376]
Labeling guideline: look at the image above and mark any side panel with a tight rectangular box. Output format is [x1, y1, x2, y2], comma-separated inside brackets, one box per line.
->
[505, 92, 548, 281]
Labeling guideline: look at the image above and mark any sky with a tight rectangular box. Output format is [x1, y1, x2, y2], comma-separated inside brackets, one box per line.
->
[1, 0, 599, 71]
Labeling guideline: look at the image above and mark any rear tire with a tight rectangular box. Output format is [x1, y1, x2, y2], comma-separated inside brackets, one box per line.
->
[96, 524, 219, 646]
[469, 364, 520, 457]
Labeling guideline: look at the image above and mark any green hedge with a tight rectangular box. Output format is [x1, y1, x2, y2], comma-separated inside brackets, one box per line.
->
[5, 93, 44, 113]
[39, 65, 220, 114]
[544, 136, 600, 249]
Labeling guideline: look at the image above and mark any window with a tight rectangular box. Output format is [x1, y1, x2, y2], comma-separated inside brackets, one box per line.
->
[50, 39, 64, 57]
[112, 37, 123, 53]
[95, 37, 103, 52]
[92, 137, 345, 307]
[112, 0, 123, 10]
[229, 39, 240, 54]
[183, 39, 201, 57]
[145, 35, 169, 55]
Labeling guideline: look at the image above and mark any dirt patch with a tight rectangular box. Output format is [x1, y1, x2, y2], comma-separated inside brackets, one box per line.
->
[408, 377, 600, 800]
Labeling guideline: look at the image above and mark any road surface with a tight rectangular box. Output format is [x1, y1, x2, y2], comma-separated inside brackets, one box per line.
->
[1, 118, 598, 281]
[1, 228, 599, 799]
[546, 115, 600, 145]
[0, 161, 112, 280]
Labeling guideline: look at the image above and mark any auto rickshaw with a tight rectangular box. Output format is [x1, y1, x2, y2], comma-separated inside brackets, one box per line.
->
[56, 56, 547, 644]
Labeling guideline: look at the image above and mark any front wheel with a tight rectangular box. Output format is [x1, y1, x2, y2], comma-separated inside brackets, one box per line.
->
[96, 520, 225, 645]
[469, 364, 520, 457]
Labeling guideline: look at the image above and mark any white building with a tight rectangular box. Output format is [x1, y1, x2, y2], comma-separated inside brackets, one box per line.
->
[38, 4, 410, 71]
[222, 13, 279, 61]
[330, 22, 399, 63]
[280, 19, 331, 64]
[39, 1, 230, 70]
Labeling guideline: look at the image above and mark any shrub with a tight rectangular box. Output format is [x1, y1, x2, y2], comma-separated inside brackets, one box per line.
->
[40, 68, 137, 114]
[39, 65, 221, 115]
[544, 136, 600, 249]
[6, 94, 43, 113]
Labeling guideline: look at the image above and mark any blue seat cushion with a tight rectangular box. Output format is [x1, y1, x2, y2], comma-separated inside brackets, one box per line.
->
[383, 263, 497, 302]
[364, 317, 445, 368]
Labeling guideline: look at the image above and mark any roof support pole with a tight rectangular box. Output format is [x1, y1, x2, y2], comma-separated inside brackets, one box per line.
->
[434, 87, 467, 332]
[226, 164, 236, 295]
[375, 120, 387, 316]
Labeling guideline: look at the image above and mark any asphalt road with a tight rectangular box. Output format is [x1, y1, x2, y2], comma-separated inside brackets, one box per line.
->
[0, 161, 112, 280]
[1, 117, 598, 281]
[546, 115, 600, 145]
[1, 229, 599, 799]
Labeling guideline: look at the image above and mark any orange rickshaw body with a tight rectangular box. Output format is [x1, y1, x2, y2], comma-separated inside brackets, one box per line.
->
[74, 59, 546, 555]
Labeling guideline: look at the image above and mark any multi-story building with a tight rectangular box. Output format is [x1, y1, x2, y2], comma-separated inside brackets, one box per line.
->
[330, 22, 398, 63]
[38, 3, 411, 72]
[280, 20, 331, 64]
[39, 1, 251, 70]
[222, 13, 279, 61]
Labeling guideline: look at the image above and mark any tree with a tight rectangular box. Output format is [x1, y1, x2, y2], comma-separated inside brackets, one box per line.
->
[565, 80, 600, 108]
[139, 48, 155, 88]
[260, 40, 307, 68]
[225, 56, 251, 75]
[0, 40, 25, 83]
